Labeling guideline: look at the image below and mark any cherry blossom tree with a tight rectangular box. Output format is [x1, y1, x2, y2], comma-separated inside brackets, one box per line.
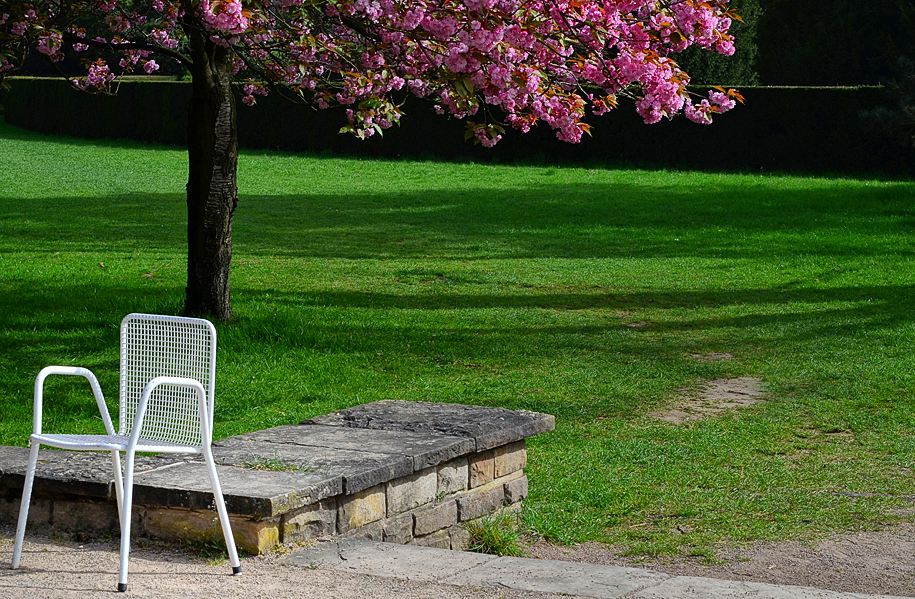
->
[0, 0, 743, 320]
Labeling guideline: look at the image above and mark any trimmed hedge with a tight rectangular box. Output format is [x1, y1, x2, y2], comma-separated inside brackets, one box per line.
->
[5, 77, 912, 176]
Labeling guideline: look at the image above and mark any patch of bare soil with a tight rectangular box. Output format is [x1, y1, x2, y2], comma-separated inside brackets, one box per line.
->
[689, 352, 736, 363]
[651, 377, 766, 424]
[525, 523, 915, 597]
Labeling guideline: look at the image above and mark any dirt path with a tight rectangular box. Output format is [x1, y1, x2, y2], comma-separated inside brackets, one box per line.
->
[525, 523, 915, 597]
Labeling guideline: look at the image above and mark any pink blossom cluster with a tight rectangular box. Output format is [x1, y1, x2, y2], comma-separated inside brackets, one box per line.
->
[684, 89, 739, 124]
[37, 31, 64, 62]
[3, 0, 741, 143]
[119, 48, 153, 71]
[75, 60, 116, 90]
[200, 0, 249, 34]
[241, 82, 269, 106]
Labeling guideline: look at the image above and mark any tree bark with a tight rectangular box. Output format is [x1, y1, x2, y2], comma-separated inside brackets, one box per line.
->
[183, 25, 238, 321]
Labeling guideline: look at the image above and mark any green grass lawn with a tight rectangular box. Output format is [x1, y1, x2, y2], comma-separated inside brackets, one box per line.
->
[1, 120, 914, 558]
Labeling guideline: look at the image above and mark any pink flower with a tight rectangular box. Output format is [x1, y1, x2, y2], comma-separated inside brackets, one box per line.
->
[143, 60, 160, 73]
[201, 0, 249, 34]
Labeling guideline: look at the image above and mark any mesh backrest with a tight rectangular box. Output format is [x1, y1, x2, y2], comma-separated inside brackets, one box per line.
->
[118, 314, 216, 446]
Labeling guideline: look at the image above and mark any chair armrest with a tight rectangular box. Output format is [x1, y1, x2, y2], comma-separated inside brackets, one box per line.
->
[130, 376, 211, 449]
[33, 366, 113, 437]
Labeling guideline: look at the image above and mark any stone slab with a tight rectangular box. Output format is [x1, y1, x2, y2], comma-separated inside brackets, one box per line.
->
[442, 555, 671, 598]
[132, 461, 341, 518]
[212, 436, 412, 495]
[628, 576, 897, 599]
[281, 540, 887, 599]
[303, 400, 555, 451]
[0, 446, 31, 477]
[281, 539, 498, 580]
[231, 424, 474, 471]
[0, 447, 186, 499]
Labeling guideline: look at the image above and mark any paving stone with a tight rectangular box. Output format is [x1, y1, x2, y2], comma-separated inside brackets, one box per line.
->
[628, 575, 881, 599]
[494, 441, 527, 478]
[436, 458, 468, 495]
[443, 556, 671, 598]
[338, 484, 385, 533]
[413, 500, 457, 536]
[304, 400, 555, 451]
[282, 539, 347, 568]
[232, 424, 474, 471]
[213, 436, 412, 495]
[132, 462, 341, 518]
[387, 467, 436, 516]
[281, 539, 498, 580]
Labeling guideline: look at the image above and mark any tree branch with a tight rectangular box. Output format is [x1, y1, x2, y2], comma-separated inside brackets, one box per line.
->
[62, 32, 193, 67]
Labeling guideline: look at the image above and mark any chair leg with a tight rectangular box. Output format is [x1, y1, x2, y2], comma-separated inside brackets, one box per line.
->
[110, 450, 124, 522]
[11, 442, 41, 569]
[116, 450, 137, 593]
[203, 453, 241, 575]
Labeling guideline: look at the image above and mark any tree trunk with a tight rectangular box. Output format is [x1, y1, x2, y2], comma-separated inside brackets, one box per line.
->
[184, 26, 238, 321]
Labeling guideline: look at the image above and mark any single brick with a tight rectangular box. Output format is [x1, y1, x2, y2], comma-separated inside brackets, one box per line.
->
[383, 512, 414, 544]
[494, 441, 527, 478]
[343, 519, 384, 542]
[52, 498, 119, 532]
[450, 526, 472, 551]
[467, 450, 494, 488]
[387, 467, 436, 516]
[504, 474, 528, 505]
[2, 495, 53, 529]
[140, 507, 279, 555]
[410, 529, 451, 549]
[338, 484, 385, 533]
[281, 499, 337, 543]
[456, 485, 505, 521]
[413, 499, 458, 536]
[437, 458, 468, 496]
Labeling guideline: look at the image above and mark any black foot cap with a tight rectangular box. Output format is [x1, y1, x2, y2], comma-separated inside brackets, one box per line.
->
[117, 583, 127, 592]
[232, 566, 242, 575]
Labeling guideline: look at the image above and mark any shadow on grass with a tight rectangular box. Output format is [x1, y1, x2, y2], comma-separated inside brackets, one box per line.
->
[1, 177, 913, 259]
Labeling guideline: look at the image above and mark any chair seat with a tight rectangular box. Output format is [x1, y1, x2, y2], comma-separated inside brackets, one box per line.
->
[31, 433, 201, 454]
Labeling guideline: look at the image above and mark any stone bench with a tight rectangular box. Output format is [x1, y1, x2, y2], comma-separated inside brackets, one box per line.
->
[0, 400, 554, 554]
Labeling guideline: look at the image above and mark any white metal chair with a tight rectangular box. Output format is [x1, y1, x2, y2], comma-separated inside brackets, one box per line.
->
[11, 313, 241, 592]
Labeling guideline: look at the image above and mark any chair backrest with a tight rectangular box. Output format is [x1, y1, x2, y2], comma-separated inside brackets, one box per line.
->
[118, 313, 217, 446]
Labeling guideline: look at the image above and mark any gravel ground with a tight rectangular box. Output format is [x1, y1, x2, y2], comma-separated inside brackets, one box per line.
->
[0, 526, 567, 599]
[4, 523, 915, 598]
[525, 523, 915, 597]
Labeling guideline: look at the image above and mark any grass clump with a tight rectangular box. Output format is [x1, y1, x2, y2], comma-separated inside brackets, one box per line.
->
[465, 511, 527, 557]
[240, 451, 306, 472]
